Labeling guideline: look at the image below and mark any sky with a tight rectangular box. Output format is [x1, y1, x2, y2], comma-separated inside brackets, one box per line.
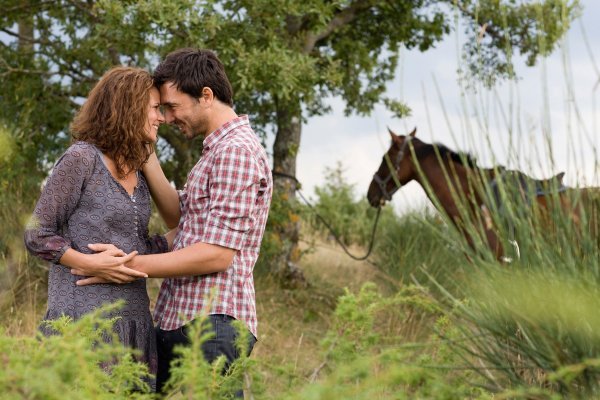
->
[278, 0, 600, 215]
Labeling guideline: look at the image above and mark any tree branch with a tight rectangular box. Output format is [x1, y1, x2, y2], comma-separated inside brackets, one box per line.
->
[65, 0, 98, 22]
[0, 56, 52, 77]
[302, 0, 375, 54]
[448, 0, 505, 44]
[5, 0, 58, 14]
[0, 27, 49, 46]
[166, 25, 189, 40]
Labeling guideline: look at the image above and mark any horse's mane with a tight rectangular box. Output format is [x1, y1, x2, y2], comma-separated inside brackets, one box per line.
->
[414, 141, 478, 168]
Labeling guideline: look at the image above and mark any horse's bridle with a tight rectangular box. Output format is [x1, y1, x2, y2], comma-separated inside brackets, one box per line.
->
[372, 136, 413, 203]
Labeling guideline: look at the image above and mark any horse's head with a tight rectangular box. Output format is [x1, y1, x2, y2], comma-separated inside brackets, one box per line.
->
[367, 127, 418, 207]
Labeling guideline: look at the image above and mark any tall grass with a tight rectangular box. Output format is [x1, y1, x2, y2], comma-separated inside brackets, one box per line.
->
[0, 126, 48, 335]
[410, 4, 600, 395]
[429, 182, 600, 395]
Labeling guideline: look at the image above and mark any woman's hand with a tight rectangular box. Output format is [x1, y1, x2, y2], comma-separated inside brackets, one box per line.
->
[67, 243, 146, 285]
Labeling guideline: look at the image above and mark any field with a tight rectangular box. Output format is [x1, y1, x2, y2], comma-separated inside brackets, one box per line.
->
[1, 162, 599, 399]
[1, 1, 599, 398]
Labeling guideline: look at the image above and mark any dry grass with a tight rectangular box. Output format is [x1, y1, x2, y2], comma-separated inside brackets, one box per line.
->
[0, 249, 47, 336]
[251, 237, 385, 395]
[1, 232, 389, 398]
[300, 238, 384, 292]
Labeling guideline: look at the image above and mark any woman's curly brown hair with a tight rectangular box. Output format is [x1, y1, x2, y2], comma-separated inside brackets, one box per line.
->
[71, 66, 154, 178]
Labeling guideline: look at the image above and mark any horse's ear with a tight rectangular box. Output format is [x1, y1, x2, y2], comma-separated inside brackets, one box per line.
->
[409, 127, 417, 137]
[555, 172, 565, 183]
[387, 127, 398, 139]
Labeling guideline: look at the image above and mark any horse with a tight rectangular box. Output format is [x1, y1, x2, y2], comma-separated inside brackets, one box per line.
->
[366, 128, 578, 261]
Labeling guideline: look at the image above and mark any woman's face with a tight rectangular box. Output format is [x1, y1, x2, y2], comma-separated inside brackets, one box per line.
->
[145, 87, 164, 142]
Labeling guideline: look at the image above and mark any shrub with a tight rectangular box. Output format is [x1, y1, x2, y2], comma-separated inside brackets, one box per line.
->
[0, 302, 152, 399]
[286, 282, 492, 400]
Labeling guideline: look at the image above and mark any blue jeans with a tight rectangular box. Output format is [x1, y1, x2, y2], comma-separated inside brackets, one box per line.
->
[155, 314, 257, 397]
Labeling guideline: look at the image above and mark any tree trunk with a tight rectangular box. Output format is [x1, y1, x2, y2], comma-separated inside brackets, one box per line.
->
[271, 98, 308, 287]
[18, 16, 34, 54]
[158, 127, 203, 188]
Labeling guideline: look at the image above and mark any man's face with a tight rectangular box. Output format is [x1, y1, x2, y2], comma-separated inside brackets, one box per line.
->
[159, 82, 209, 139]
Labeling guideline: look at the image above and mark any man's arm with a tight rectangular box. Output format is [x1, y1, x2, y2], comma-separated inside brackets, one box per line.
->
[133, 241, 236, 278]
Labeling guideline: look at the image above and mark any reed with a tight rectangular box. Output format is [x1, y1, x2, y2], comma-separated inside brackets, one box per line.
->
[410, 4, 600, 395]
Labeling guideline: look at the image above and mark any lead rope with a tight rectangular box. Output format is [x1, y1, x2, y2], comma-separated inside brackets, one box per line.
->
[272, 171, 382, 261]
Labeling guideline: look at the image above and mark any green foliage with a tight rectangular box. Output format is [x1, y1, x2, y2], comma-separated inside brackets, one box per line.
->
[0, 0, 578, 177]
[0, 125, 48, 323]
[0, 301, 264, 399]
[0, 302, 152, 399]
[320, 283, 382, 362]
[286, 282, 491, 400]
[304, 162, 382, 246]
[461, 0, 581, 86]
[304, 162, 464, 290]
[164, 315, 262, 399]
[448, 264, 600, 396]
[372, 210, 466, 291]
[0, 125, 44, 255]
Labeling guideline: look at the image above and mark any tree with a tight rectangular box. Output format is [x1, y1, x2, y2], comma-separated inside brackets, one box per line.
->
[0, 0, 580, 284]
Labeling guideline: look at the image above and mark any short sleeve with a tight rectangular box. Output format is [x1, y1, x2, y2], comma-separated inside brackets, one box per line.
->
[177, 189, 188, 220]
[201, 146, 261, 250]
[23, 143, 95, 263]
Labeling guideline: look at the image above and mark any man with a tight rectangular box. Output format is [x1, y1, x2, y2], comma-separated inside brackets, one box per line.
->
[77, 48, 273, 395]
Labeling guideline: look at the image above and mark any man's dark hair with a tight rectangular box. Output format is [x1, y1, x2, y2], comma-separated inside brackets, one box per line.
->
[154, 48, 233, 107]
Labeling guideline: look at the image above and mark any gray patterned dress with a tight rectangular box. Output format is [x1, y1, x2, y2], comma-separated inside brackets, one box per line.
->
[24, 141, 167, 379]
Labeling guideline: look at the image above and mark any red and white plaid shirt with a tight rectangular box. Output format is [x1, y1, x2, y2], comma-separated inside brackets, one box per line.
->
[153, 115, 272, 338]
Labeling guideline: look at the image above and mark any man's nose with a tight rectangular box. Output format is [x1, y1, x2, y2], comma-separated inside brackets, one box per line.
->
[163, 109, 175, 124]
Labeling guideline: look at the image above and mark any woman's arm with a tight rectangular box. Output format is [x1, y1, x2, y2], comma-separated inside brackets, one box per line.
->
[24, 144, 145, 283]
[143, 152, 181, 229]
[24, 145, 89, 264]
[165, 228, 178, 250]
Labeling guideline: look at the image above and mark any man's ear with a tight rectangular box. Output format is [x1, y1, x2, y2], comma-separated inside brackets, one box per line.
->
[200, 87, 214, 104]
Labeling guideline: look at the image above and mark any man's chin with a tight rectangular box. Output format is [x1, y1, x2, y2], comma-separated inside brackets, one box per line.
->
[176, 127, 191, 138]
[182, 129, 203, 140]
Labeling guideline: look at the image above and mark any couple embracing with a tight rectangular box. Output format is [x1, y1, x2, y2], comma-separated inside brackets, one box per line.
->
[24, 48, 272, 396]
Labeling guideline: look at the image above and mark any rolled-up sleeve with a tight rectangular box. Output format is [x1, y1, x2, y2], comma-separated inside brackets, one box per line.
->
[23, 145, 94, 263]
[201, 146, 260, 250]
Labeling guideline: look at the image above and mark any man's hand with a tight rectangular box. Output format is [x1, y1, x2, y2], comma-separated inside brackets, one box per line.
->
[68, 243, 146, 285]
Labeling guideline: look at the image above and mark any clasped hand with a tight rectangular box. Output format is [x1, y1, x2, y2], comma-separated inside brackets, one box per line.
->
[70, 243, 146, 286]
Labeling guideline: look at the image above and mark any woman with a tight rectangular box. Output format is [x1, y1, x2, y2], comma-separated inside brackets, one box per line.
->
[24, 66, 169, 384]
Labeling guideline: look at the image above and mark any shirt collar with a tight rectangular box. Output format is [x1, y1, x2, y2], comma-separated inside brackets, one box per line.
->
[202, 115, 250, 152]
